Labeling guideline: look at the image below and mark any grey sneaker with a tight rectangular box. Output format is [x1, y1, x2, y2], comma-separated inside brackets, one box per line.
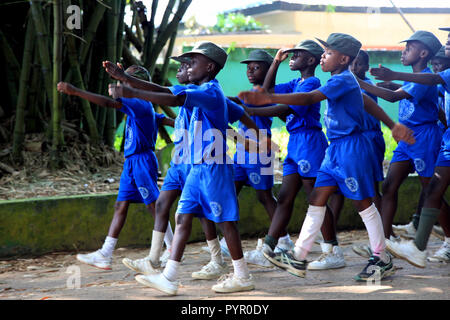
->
[211, 273, 255, 293]
[192, 260, 229, 280]
[263, 250, 307, 278]
[427, 241, 450, 263]
[122, 257, 159, 274]
[308, 243, 346, 270]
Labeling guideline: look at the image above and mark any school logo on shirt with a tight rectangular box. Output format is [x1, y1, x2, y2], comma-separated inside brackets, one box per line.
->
[174, 116, 185, 142]
[249, 172, 261, 185]
[138, 187, 149, 199]
[286, 114, 294, 125]
[399, 101, 415, 121]
[298, 160, 311, 174]
[210, 201, 223, 217]
[345, 177, 359, 193]
[414, 158, 426, 172]
[124, 124, 133, 150]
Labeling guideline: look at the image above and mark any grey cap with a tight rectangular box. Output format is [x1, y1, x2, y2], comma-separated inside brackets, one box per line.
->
[438, 27, 450, 31]
[400, 30, 442, 56]
[170, 55, 191, 64]
[433, 46, 448, 59]
[240, 49, 274, 65]
[179, 41, 228, 69]
[316, 33, 362, 58]
[283, 40, 324, 59]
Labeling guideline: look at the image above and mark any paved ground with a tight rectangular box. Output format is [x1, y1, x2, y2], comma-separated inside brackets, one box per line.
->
[0, 230, 449, 301]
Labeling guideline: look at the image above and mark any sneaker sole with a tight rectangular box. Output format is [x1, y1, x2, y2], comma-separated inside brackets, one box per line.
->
[263, 251, 306, 278]
[427, 256, 449, 263]
[307, 263, 346, 270]
[386, 247, 425, 268]
[135, 275, 177, 296]
[353, 266, 396, 282]
[191, 272, 225, 280]
[76, 257, 111, 270]
[212, 284, 255, 293]
[122, 258, 143, 273]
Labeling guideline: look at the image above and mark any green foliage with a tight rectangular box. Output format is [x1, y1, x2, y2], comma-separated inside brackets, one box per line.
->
[325, 4, 336, 13]
[213, 13, 265, 33]
[382, 125, 397, 162]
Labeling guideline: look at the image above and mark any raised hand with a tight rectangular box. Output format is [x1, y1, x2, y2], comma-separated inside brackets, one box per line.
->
[275, 48, 289, 63]
[391, 123, 415, 145]
[57, 82, 77, 95]
[376, 81, 399, 90]
[103, 60, 126, 82]
[238, 86, 271, 106]
[370, 64, 395, 81]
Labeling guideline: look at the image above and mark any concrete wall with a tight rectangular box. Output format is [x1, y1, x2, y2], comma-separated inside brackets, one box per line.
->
[2, 176, 446, 258]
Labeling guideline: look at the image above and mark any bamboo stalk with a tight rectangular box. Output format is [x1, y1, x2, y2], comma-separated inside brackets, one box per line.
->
[12, 16, 35, 163]
[122, 43, 142, 66]
[78, 1, 107, 64]
[116, 0, 126, 63]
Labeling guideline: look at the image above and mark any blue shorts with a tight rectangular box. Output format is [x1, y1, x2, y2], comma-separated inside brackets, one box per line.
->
[161, 163, 192, 191]
[363, 130, 385, 182]
[315, 133, 375, 201]
[234, 163, 274, 190]
[117, 151, 159, 205]
[391, 123, 442, 177]
[435, 132, 450, 167]
[176, 163, 239, 223]
[283, 129, 328, 178]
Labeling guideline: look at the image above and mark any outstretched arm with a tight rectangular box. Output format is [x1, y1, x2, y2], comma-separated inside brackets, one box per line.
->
[370, 64, 445, 86]
[243, 104, 292, 118]
[108, 83, 185, 107]
[57, 82, 121, 109]
[239, 88, 327, 107]
[160, 117, 175, 128]
[103, 61, 171, 93]
[262, 49, 289, 91]
[362, 93, 415, 145]
[357, 77, 411, 102]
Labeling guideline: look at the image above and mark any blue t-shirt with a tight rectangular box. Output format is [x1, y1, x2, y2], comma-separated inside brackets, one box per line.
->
[318, 70, 365, 141]
[175, 79, 236, 164]
[361, 77, 381, 132]
[399, 67, 438, 129]
[119, 98, 165, 158]
[439, 69, 450, 134]
[274, 77, 322, 133]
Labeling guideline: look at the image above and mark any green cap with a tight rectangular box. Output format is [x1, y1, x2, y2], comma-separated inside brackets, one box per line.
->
[400, 30, 442, 56]
[179, 41, 228, 69]
[283, 40, 324, 59]
[316, 33, 362, 58]
[126, 65, 151, 82]
[240, 49, 274, 65]
[438, 27, 450, 31]
[170, 55, 191, 64]
[433, 46, 449, 59]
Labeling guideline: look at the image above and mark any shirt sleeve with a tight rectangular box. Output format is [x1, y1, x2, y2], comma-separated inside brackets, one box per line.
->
[226, 99, 244, 124]
[401, 81, 430, 101]
[176, 84, 221, 111]
[318, 74, 349, 100]
[118, 98, 153, 118]
[274, 79, 297, 94]
[155, 112, 166, 127]
[438, 69, 450, 93]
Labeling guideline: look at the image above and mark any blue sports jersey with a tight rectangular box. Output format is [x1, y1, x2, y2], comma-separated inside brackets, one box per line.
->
[118, 98, 165, 158]
[318, 70, 365, 140]
[361, 78, 381, 132]
[274, 77, 322, 133]
[439, 69, 450, 146]
[399, 68, 438, 129]
[174, 79, 239, 164]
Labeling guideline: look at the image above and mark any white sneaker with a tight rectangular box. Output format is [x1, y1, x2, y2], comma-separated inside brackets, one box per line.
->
[135, 273, 178, 295]
[352, 244, 372, 258]
[432, 226, 445, 241]
[393, 222, 416, 239]
[427, 241, 450, 263]
[274, 236, 295, 253]
[159, 248, 170, 267]
[76, 250, 112, 270]
[386, 238, 426, 268]
[201, 238, 231, 258]
[122, 257, 159, 275]
[211, 273, 255, 293]
[315, 232, 324, 245]
[308, 243, 346, 270]
[244, 239, 273, 267]
[192, 260, 229, 280]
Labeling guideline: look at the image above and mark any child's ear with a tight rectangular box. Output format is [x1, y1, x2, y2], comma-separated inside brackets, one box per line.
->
[419, 48, 430, 59]
[307, 56, 316, 66]
[340, 55, 350, 66]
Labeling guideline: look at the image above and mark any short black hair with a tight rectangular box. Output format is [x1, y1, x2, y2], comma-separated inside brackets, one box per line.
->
[356, 50, 369, 65]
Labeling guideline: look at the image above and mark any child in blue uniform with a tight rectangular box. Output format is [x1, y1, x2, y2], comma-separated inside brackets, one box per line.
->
[242, 40, 329, 266]
[358, 30, 442, 242]
[109, 42, 262, 295]
[367, 27, 450, 267]
[239, 33, 415, 281]
[56, 65, 174, 270]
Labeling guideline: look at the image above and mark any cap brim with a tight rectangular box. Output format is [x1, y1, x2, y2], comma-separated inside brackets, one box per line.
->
[315, 38, 330, 48]
[439, 27, 450, 31]
[240, 59, 272, 64]
[170, 56, 190, 63]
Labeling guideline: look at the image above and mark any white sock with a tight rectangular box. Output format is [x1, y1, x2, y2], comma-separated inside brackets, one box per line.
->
[164, 222, 174, 250]
[99, 236, 117, 258]
[359, 203, 388, 263]
[278, 233, 290, 243]
[445, 237, 450, 244]
[162, 259, 180, 282]
[207, 238, 224, 264]
[149, 230, 165, 263]
[294, 205, 327, 260]
[232, 257, 249, 279]
[219, 237, 228, 248]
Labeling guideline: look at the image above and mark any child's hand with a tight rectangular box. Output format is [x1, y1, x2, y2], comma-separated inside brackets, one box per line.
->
[259, 136, 279, 154]
[103, 60, 126, 81]
[370, 64, 395, 81]
[108, 83, 133, 99]
[57, 82, 76, 95]
[391, 123, 415, 145]
[376, 81, 399, 90]
[238, 87, 271, 105]
[275, 49, 289, 63]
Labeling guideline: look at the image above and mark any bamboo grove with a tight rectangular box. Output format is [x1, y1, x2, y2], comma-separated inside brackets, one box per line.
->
[0, 0, 192, 169]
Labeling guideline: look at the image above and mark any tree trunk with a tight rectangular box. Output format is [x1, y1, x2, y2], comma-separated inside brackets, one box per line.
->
[12, 16, 35, 163]
[79, 2, 107, 65]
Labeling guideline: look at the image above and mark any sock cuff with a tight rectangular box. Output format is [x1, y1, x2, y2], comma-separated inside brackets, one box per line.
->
[421, 207, 440, 218]
[264, 235, 278, 250]
[358, 203, 377, 219]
